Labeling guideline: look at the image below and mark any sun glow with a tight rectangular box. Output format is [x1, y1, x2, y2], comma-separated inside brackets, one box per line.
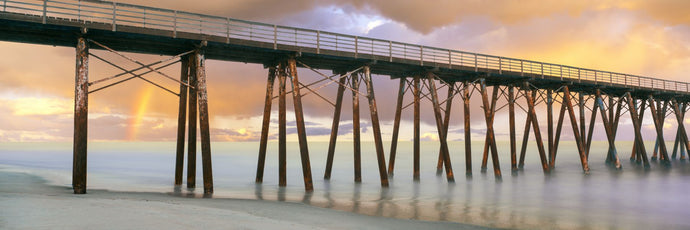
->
[126, 86, 154, 141]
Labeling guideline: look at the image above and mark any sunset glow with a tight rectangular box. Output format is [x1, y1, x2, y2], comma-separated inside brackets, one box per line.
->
[0, 0, 689, 142]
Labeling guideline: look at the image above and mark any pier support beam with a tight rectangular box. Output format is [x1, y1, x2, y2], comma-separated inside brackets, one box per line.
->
[321, 66, 388, 185]
[324, 74, 347, 179]
[428, 73, 455, 182]
[255, 67, 277, 183]
[523, 84, 549, 173]
[594, 90, 620, 169]
[72, 36, 89, 194]
[413, 76, 421, 180]
[463, 81, 472, 176]
[509, 85, 517, 173]
[352, 73, 362, 182]
[518, 90, 536, 169]
[256, 59, 314, 191]
[288, 58, 314, 191]
[586, 95, 598, 159]
[278, 64, 287, 186]
[195, 48, 213, 194]
[651, 100, 668, 161]
[479, 79, 501, 178]
[671, 100, 690, 160]
[546, 89, 554, 168]
[187, 54, 198, 189]
[562, 86, 590, 173]
[436, 83, 455, 174]
[579, 93, 586, 157]
[551, 94, 567, 169]
[364, 66, 390, 186]
[174, 55, 190, 185]
[387, 78, 405, 177]
[648, 96, 670, 166]
[626, 93, 650, 168]
[606, 96, 622, 164]
[480, 84, 499, 173]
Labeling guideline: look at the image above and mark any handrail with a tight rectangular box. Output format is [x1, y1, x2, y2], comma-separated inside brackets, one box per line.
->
[2, 0, 689, 94]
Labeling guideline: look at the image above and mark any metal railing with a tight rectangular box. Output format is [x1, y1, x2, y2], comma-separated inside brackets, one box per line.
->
[2, 0, 689, 94]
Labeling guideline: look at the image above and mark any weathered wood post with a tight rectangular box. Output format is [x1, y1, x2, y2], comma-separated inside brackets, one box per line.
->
[363, 66, 389, 186]
[256, 67, 276, 183]
[562, 86, 589, 173]
[352, 73, 362, 182]
[594, 89, 621, 169]
[174, 55, 189, 185]
[463, 81, 472, 176]
[387, 78, 405, 177]
[288, 58, 314, 191]
[546, 89, 554, 167]
[278, 63, 287, 186]
[187, 54, 198, 188]
[523, 84, 549, 173]
[195, 45, 213, 194]
[436, 83, 454, 174]
[324, 74, 347, 179]
[428, 73, 454, 182]
[73, 36, 89, 194]
[413, 75, 421, 180]
[509, 85, 517, 173]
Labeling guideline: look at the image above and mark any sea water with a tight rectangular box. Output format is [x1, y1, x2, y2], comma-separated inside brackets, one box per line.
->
[1, 141, 689, 230]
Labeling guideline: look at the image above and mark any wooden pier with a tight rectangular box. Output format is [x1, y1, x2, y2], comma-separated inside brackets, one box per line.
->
[1, 0, 689, 194]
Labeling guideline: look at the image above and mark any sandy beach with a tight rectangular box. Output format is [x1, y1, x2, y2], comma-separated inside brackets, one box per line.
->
[0, 169, 488, 230]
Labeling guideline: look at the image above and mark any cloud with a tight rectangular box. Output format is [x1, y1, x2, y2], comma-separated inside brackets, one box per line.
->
[2, 1, 690, 143]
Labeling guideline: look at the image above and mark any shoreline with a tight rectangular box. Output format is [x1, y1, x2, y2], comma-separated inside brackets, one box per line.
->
[0, 169, 493, 230]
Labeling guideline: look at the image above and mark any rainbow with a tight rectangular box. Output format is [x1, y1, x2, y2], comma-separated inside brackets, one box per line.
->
[126, 86, 154, 141]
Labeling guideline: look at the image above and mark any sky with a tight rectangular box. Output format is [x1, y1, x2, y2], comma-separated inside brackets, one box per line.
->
[1, 0, 689, 143]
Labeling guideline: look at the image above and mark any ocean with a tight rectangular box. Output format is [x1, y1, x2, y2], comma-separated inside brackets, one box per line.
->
[1, 141, 689, 229]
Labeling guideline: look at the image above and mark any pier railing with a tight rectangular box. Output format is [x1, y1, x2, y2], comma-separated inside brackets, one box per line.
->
[2, 0, 689, 93]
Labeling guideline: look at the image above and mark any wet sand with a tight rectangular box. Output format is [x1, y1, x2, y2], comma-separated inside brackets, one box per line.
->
[0, 170, 491, 229]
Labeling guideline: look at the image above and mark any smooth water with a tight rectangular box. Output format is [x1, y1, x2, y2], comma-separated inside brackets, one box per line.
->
[1, 141, 689, 229]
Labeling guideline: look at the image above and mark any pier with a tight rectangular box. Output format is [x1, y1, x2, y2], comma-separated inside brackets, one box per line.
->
[1, 0, 689, 194]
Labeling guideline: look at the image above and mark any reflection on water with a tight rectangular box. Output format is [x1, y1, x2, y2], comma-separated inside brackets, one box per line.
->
[2, 141, 690, 229]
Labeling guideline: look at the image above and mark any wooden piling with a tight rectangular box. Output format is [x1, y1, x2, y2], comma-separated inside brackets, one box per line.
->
[256, 67, 276, 183]
[524, 84, 549, 173]
[671, 99, 690, 160]
[585, 96, 598, 158]
[594, 90, 620, 169]
[562, 86, 589, 173]
[479, 80, 501, 178]
[625, 93, 650, 167]
[387, 78, 405, 177]
[187, 54, 198, 189]
[175, 55, 189, 186]
[195, 48, 213, 194]
[551, 96, 567, 169]
[324, 74, 347, 179]
[428, 73, 455, 181]
[352, 74, 362, 182]
[547, 89, 554, 167]
[413, 76, 421, 180]
[287, 58, 314, 191]
[463, 82, 472, 176]
[278, 63, 287, 187]
[579, 93, 586, 152]
[647, 96, 670, 165]
[518, 90, 536, 169]
[436, 83, 455, 174]
[509, 86, 517, 173]
[73, 36, 89, 194]
[363, 66, 390, 186]
[481, 85, 499, 172]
